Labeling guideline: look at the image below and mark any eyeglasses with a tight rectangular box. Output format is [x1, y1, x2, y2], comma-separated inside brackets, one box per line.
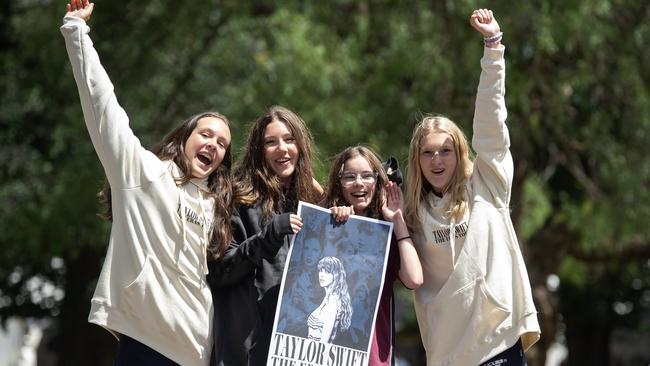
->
[339, 171, 378, 186]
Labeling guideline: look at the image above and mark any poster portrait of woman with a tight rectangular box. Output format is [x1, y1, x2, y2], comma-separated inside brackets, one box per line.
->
[307, 256, 353, 343]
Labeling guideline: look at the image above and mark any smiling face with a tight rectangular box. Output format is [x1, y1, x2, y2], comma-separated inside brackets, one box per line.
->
[263, 120, 299, 187]
[340, 156, 377, 217]
[183, 116, 231, 179]
[418, 132, 457, 196]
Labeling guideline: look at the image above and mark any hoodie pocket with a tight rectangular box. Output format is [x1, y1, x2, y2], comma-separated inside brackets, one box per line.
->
[121, 255, 169, 333]
[121, 255, 209, 357]
[423, 276, 510, 361]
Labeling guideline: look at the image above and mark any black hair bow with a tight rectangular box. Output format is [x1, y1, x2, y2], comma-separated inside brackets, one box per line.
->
[382, 156, 403, 187]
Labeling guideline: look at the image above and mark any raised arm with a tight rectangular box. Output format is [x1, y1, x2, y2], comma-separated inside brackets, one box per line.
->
[61, 0, 161, 188]
[382, 182, 423, 289]
[469, 9, 512, 204]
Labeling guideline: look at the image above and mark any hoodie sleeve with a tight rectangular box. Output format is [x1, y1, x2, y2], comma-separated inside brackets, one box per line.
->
[60, 16, 161, 189]
[471, 45, 513, 207]
[207, 211, 293, 288]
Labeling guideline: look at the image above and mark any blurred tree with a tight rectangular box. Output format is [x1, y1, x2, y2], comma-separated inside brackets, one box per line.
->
[1, 0, 648, 365]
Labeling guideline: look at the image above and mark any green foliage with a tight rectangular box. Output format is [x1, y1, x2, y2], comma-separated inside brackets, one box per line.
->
[519, 174, 552, 241]
[1, 0, 649, 362]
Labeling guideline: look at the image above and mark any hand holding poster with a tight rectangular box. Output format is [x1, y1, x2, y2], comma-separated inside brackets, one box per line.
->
[268, 202, 393, 366]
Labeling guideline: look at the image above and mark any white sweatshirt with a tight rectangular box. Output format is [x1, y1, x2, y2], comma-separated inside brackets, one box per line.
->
[413, 45, 541, 366]
[61, 16, 213, 366]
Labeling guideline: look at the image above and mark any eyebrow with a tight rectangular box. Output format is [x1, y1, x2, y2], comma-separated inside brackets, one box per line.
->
[341, 170, 374, 174]
[421, 143, 453, 149]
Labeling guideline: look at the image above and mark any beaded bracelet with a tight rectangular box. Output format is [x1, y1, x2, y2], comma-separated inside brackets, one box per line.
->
[484, 32, 503, 46]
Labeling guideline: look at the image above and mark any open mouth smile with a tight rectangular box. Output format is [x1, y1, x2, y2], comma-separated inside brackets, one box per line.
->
[197, 152, 213, 166]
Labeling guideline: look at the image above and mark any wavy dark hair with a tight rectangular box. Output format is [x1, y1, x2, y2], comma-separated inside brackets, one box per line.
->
[325, 145, 389, 220]
[234, 105, 322, 222]
[98, 112, 234, 260]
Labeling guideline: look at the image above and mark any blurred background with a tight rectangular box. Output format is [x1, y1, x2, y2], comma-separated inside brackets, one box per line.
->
[1, 0, 649, 365]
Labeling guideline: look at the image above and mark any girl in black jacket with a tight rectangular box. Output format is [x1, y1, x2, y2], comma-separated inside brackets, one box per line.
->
[208, 106, 323, 366]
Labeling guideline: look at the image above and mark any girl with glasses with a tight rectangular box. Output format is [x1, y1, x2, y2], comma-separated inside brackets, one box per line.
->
[325, 146, 422, 365]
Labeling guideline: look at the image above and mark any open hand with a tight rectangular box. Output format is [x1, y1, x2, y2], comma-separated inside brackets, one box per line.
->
[381, 182, 404, 223]
[66, 0, 94, 22]
[470, 9, 500, 37]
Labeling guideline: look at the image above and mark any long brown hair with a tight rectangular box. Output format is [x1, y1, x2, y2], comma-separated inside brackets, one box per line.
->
[404, 115, 473, 231]
[98, 111, 234, 260]
[325, 145, 388, 220]
[234, 105, 322, 222]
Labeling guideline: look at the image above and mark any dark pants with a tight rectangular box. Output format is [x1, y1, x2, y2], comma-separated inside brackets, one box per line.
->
[478, 340, 527, 366]
[114, 334, 178, 366]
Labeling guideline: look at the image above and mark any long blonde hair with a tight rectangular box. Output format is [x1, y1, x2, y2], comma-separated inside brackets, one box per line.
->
[405, 115, 473, 231]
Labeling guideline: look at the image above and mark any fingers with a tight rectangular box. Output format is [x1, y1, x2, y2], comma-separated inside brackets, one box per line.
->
[470, 8, 499, 37]
[289, 214, 303, 234]
[385, 182, 403, 203]
[393, 184, 403, 201]
[384, 182, 393, 203]
[330, 206, 353, 223]
[66, 0, 93, 17]
[471, 9, 492, 24]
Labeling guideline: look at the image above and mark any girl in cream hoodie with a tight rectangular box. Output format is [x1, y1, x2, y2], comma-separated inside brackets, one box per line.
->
[404, 9, 541, 366]
[61, 1, 233, 365]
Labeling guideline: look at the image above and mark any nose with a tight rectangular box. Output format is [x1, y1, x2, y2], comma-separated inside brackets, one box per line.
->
[205, 138, 217, 151]
[277, 140, 288, 152]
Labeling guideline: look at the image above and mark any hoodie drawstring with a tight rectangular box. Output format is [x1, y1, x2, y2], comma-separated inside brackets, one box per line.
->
[197, 190, 210, 279]
[449, 217, 457, 265]
[178, 189, 210, 287]
[179, 194, 188, 256]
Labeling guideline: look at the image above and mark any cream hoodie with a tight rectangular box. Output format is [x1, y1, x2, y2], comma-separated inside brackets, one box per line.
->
[61, 16, 213, 366]
[413, 45, 540, 366]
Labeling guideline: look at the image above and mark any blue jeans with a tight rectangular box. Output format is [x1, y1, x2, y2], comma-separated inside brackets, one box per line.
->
[478, 340, 527, 366]
[114, 334, 178, 366]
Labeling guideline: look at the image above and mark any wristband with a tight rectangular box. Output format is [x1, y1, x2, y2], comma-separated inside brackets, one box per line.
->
[484, 32, 502, 46]
[396, 236, 411, 242]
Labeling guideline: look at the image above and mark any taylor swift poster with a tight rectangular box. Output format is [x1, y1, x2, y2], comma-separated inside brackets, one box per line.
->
[268, 202, 392, 366]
